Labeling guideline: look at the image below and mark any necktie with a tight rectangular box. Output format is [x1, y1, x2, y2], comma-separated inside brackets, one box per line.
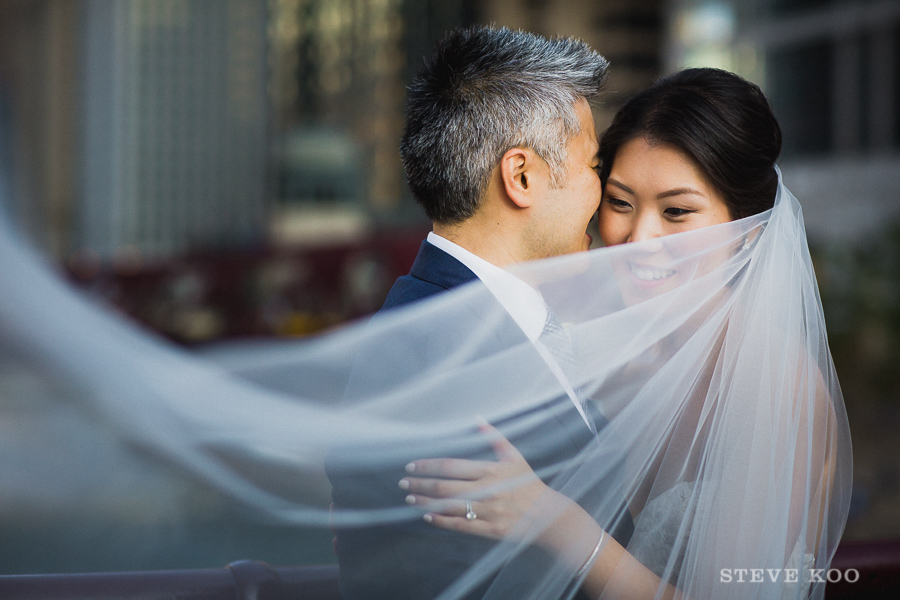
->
[539, 310, 596, 434]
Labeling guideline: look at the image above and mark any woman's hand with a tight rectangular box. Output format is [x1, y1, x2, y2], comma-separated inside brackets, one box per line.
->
[401, 425, 679, 600]
[399, 424, 572, 543]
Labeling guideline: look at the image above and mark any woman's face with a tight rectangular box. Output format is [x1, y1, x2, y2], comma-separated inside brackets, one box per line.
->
[598, 137, 733, 246]
[598, 137, 738, 302]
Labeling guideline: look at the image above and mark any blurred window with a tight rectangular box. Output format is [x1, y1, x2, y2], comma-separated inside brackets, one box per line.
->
[765, 0, 839, 18]
[895, 23, 900, 148]
[756, 1, 900, 158]
[768, 41, 834, 156]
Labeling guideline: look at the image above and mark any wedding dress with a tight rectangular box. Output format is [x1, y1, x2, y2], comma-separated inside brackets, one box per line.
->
[0, 168, 852, 599]
[630, 481, 816, 599]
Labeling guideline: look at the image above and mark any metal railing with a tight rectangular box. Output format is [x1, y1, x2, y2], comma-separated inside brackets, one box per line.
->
[0, 539, 898, 600]
[0, 560, 339, 600]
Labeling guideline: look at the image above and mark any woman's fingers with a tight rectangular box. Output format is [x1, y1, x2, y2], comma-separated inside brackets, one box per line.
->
[408, 496, 504, 539]
[400, 476, 475, 498]
[405, 457, 488, 479]
[403, 425, 527, 481]
[404, 427, 527, 480]
[404, 495, 491, 526]
[403, 493, 466, 513]
[478, 423, 526, 464]
[403, 426, 540, 543]
[423, 511, 502, 539]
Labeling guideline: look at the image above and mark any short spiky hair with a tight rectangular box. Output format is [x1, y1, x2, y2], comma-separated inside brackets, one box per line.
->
[400, 26, 608, 224]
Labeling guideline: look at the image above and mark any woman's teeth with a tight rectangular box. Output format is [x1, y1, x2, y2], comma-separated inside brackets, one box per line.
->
[630, 263, 675, 281]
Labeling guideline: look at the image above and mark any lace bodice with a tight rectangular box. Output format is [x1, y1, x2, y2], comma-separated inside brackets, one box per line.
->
[629, 481, 693, 582]
[628, 482, 815, 598]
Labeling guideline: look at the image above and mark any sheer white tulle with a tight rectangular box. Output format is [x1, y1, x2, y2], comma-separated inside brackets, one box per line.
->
[0, 170, 851, 599]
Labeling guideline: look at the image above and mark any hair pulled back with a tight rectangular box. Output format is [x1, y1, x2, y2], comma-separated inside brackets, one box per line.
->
[598, 68, 782, 219]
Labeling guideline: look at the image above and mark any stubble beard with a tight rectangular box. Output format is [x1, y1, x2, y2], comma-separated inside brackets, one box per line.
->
[523, 222, 579, 261]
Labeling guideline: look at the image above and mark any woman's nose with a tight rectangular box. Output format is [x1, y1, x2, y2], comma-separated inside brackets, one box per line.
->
[627, 215, 662, 244]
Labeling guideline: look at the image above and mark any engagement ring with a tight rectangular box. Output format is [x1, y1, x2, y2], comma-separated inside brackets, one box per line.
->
[465, 499, 477, 520]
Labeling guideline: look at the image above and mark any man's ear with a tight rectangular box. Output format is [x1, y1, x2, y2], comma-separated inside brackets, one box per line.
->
[499, 147, 540, 209]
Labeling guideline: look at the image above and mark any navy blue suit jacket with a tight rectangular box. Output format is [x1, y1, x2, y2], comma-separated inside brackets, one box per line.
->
[380, 239, 480, 309]
[328, 241, 632, 600]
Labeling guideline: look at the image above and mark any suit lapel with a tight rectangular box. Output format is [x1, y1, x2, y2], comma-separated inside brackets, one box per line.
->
[409, 240, 479, 290]
[413, 241, 534, 351]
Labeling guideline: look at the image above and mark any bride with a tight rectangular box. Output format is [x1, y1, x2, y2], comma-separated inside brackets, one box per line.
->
[0, 70, 849, 600]
[398, 68, 852, 599]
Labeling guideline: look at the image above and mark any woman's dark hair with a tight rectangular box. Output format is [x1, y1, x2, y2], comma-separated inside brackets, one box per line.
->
[598, 68, 782, 219]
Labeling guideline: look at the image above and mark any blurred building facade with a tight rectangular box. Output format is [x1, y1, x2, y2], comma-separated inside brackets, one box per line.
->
[0, 0, 80, 257]
[666, 0, 900, 243]
[477, 0, 664, 128]
[0, 0, 670, 342]
[11, 1, 898, 257]
[1, 0, 669, 261]
[81, 0, 271, 260]
[268, 0, 410, 245]
[0, 0, 271, 262]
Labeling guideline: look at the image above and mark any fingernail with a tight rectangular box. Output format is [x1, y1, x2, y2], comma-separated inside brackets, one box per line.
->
[405, 495, 416, 505]
[398, 479, 410, 490]
[423, 514, 433, 523]
[405, 462, 415, 473]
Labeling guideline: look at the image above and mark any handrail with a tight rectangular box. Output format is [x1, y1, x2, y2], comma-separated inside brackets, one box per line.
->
[0, 561, 340, 600]
[0, 540, 898, 600]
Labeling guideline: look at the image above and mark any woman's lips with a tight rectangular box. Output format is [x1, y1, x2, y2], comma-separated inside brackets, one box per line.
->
[628, 261, 676, 287]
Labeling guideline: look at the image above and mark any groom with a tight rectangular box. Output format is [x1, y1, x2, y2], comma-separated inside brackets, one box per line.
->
[329, 26, 630, 599]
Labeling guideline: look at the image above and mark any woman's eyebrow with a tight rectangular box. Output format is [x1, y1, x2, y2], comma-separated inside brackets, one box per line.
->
[606, 178, 633, 194]
[657, 187, 705, 199]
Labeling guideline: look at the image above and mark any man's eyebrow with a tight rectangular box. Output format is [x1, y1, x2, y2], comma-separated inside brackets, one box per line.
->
[657, 187, 705, 199]
[606, 178, 633, 194]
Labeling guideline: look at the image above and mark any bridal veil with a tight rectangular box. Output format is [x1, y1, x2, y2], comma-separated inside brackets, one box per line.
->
[0, 170, 851, 599]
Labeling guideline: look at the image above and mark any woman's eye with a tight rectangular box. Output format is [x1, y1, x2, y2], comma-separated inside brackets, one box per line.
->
[664, 207, 694, 218]
[605, 197, 631, 210]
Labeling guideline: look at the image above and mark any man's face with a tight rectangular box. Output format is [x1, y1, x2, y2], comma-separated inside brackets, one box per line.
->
[526, 99, 602, 260]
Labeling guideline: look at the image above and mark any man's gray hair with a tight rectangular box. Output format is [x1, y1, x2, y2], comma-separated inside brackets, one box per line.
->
[400, 26, 608, 224]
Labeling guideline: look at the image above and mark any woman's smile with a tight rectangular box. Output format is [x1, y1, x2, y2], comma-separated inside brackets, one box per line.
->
[628, 261, 676, 285]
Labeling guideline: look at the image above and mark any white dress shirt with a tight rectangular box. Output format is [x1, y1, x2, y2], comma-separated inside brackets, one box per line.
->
[426, 232, 593, 429]
[426, 232, 546, 341]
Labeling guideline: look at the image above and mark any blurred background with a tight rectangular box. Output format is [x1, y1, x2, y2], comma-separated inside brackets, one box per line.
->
[0, 0, 898, 576]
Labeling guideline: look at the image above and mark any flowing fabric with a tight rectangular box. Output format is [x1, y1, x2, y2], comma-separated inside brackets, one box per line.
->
[0, 169, 851, 599]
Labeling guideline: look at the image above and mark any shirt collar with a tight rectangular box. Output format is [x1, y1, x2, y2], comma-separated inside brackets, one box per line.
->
[427, 232, 547, 342]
